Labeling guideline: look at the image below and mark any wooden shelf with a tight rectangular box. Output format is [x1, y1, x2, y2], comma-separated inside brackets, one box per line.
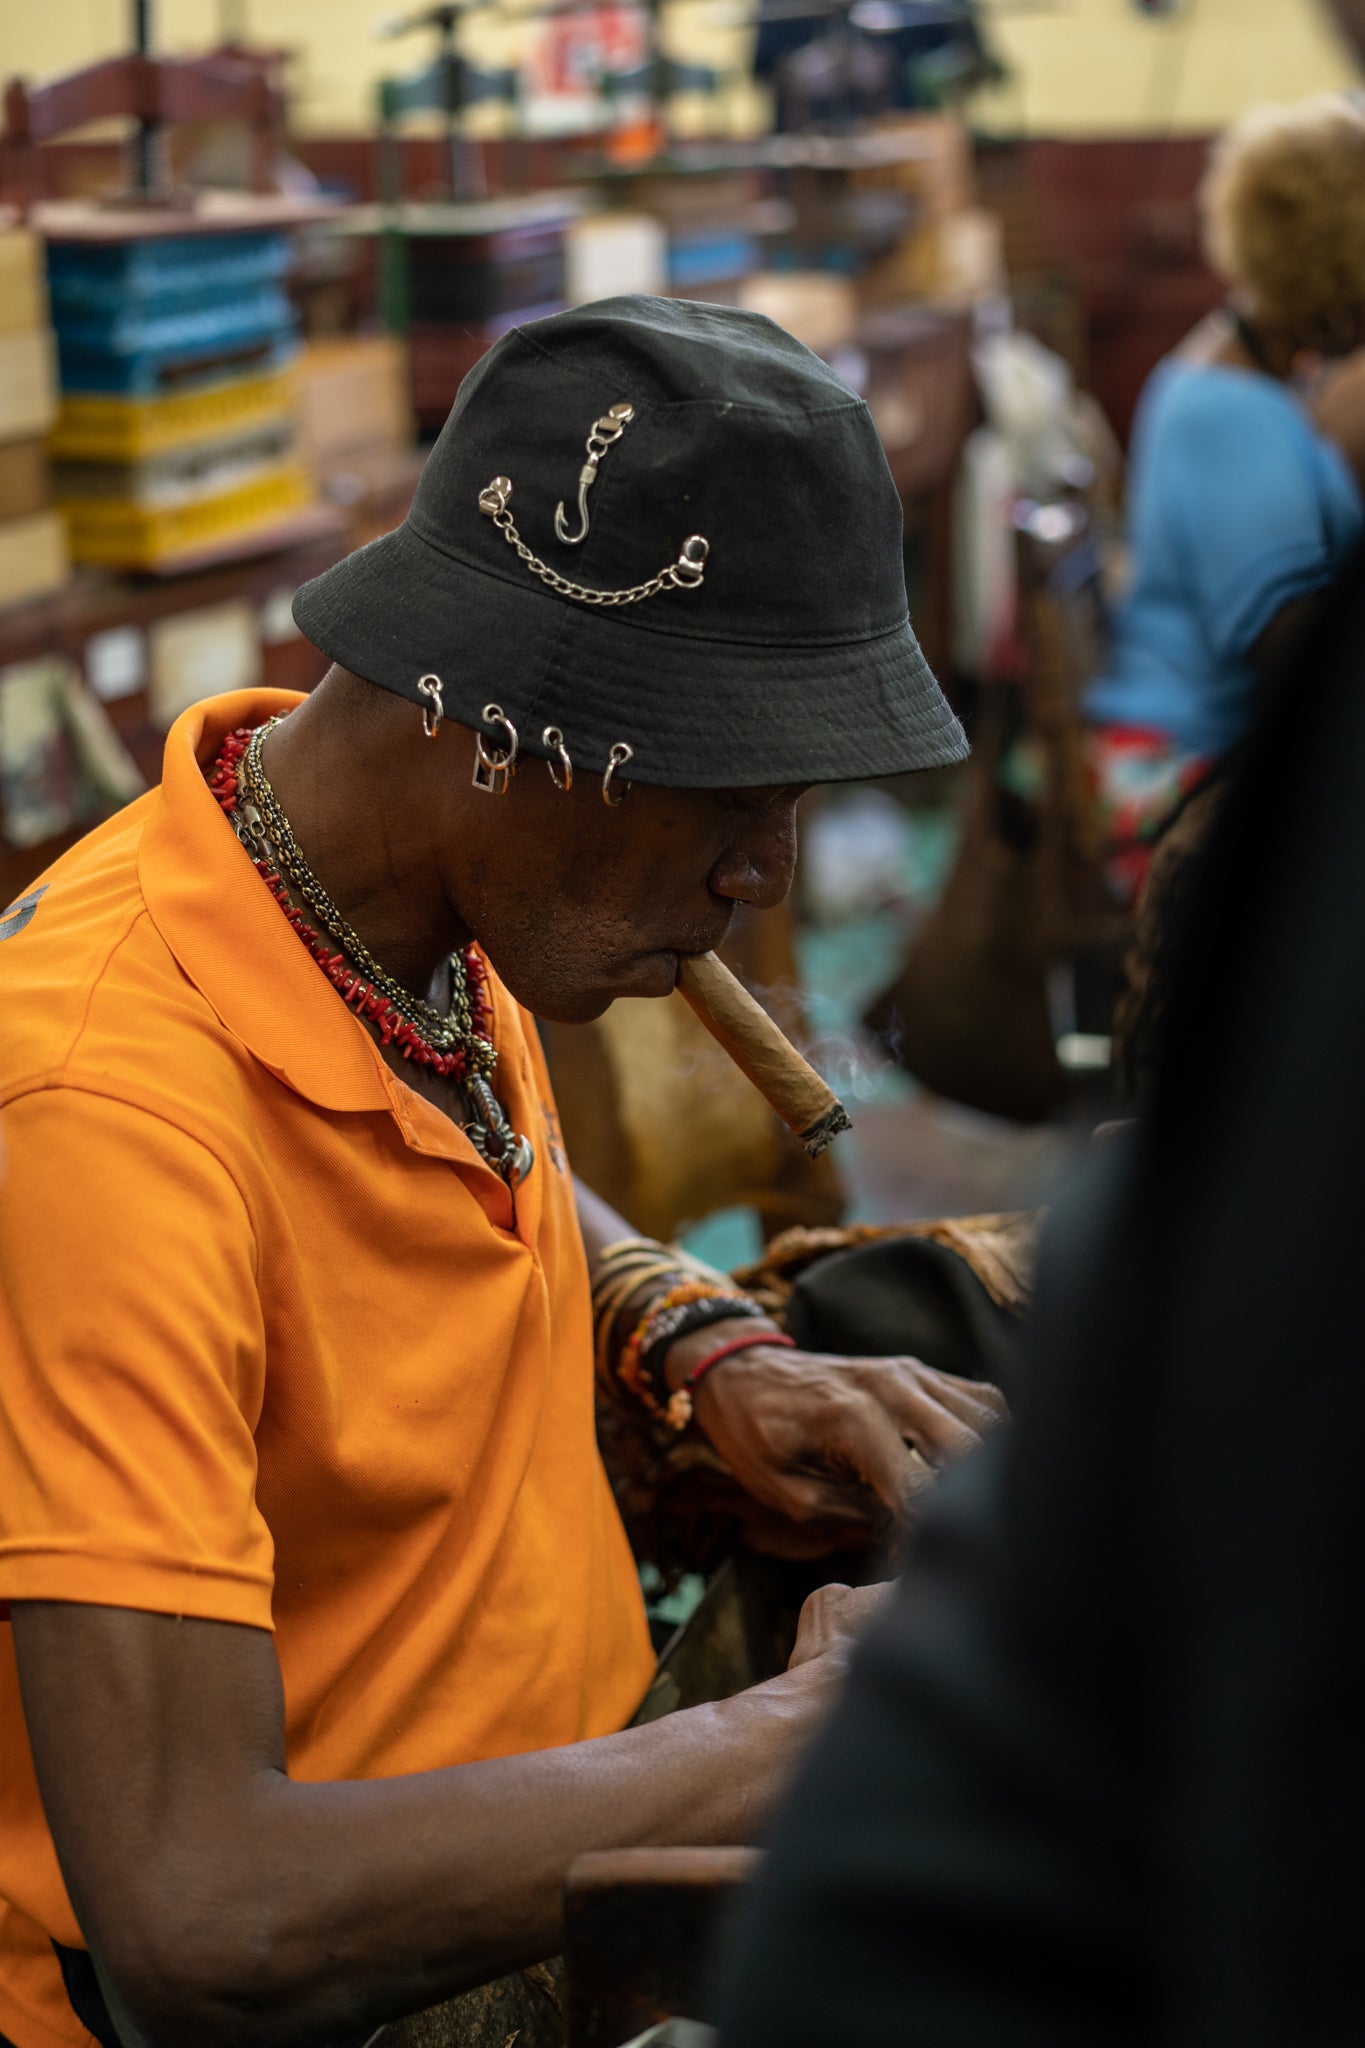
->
[126, 501, 348, 579]
[0, 520, 351, 907]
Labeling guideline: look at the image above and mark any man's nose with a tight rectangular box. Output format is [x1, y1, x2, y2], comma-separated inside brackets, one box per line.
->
[709, 813, 799, 910]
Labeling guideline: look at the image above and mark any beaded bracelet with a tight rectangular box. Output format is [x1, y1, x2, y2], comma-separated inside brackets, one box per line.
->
[623, 1287, 787, 1431]
[590, 1235, 777, 1427]
[592, 1256, 683, 1390]
[591, 1236, 732, 1393]
[591, 1238, 727, 1349]
[618, 1281, 733, 1421]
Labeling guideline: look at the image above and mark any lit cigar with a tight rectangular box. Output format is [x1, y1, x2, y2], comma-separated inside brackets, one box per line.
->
[675, 951, 852, 1159]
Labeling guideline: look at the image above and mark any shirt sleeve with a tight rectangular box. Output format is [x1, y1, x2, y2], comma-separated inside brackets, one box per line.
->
[0, 1088, 275, 1627]
[1164, 379, 1348, 665]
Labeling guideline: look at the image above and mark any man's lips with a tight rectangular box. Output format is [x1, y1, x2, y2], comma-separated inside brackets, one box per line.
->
[658, 917, 735, 963]
[608, 937, 726, 997]
[662, 941, 725, 982]
[611, 913, 734, 989]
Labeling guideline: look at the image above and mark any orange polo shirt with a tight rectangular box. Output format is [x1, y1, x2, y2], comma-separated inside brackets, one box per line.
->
[0, 690, 654, 2048]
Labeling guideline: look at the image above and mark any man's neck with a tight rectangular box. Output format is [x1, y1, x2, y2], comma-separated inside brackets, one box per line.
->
[257, 687, 472, 1008]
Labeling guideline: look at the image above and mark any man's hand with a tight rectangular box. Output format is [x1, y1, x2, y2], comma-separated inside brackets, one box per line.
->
[665, 1324, 1007, 1545]
[787, 1580, 893, 1670]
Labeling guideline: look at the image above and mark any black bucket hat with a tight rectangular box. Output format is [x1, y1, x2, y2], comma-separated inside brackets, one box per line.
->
[292, 295, 967, 787]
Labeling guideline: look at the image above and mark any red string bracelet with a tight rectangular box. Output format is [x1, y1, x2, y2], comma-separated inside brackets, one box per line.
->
[685, 1329, 794, 1394]
[664, 1329, 796, 1432]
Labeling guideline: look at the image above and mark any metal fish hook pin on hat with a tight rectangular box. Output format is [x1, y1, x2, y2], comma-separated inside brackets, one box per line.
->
[554, 399, 635, 545]
[288, 297, 967, 1156]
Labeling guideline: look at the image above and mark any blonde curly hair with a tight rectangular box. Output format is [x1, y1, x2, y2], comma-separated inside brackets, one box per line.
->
[1201, 95, 1365, 332]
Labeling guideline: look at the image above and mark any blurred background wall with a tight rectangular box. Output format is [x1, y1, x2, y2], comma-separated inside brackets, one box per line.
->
[974, 0, 1357, 136]
[4, 0, 1358, 136]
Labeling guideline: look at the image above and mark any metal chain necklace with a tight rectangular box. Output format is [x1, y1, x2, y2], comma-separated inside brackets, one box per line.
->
[209, 720, 534, 1187]
[238, 720, 484, 1058]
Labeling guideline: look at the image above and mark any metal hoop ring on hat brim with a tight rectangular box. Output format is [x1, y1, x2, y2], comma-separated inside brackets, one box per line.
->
[473, 704, 519, 796]
[543, 725, 573, 791]
[602, 742, 634, 809]
[417, 673, 444, 740]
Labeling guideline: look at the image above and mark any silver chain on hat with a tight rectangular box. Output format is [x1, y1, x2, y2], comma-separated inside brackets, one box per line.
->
[478, 477, 709, 609]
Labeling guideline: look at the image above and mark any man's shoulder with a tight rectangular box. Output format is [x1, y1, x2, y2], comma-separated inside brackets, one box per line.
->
[0, 796, 245, 1114]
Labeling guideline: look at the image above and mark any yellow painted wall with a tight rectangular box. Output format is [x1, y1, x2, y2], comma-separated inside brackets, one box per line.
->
[975, 0, 1359, 137]
[0, 0, 758, 136]
[0, 0, 1359, 137]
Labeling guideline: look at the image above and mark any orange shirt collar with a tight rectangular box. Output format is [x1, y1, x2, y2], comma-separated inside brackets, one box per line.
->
[140, 689, 400, 1116]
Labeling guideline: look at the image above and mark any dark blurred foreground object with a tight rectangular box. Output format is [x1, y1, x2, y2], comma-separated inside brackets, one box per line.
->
[719, 541, 1365, 2044]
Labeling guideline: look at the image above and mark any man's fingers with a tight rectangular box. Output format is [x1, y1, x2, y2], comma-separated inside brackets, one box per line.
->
[760, 1470, 885, 1529]
[788, 1580, 892, 1668]
[754, 1408, 933, 1528]
[851, 1356, 1007, 1432]
[858, 1361, 1003, 1462]
[915, 1397, 984, 1465]
[864, 1375, 982, 1466]
[919, 1369, 1009, 1428]
[817, 1399, 938, 1519]
[693, 1347, 1001, 1538]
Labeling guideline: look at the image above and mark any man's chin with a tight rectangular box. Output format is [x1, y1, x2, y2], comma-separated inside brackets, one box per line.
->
[622, 948, 681, 999]
[526, 952, 681, 1024]
[533, 989, 618, 1025]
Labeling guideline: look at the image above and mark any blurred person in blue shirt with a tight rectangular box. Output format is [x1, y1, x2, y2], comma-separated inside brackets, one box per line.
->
[1086, 95, 1365, 902]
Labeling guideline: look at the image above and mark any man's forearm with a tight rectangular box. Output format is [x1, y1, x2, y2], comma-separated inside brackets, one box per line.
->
[15, 1599, 833, 2048]
[574, 1175, 640, 1280]
[227, 1679, 820, 2043]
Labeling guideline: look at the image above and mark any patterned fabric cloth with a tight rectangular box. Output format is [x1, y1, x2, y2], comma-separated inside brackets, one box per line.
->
[1086, 721, 1217, 905]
